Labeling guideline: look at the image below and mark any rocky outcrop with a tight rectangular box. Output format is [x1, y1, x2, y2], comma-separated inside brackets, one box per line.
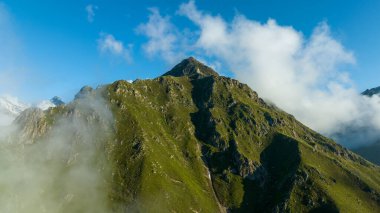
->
[14, 108, 48, 143]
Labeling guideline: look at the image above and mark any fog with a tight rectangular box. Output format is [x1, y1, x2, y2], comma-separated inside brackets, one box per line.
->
[0, 93, 115, 213]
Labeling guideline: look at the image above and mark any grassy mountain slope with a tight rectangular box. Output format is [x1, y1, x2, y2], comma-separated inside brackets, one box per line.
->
[13, 58, 380, 212]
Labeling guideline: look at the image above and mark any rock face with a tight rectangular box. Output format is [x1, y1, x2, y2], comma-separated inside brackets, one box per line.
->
[13, 58, 380, 212]
[14, 108, 48, 143]
[0, 96, 29, 116]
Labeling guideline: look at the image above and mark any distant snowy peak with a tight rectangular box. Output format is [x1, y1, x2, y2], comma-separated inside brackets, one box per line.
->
[0, 96, 30, 126]
[0, 95, 65, 126]
[37, 96, 65, 110]
[37, 100, 56, 110]
[0, 95, 65, 115]
[0, 96, 29, 116]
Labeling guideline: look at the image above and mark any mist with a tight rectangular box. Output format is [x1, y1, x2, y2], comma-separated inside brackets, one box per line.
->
[0, 92, 115, 213]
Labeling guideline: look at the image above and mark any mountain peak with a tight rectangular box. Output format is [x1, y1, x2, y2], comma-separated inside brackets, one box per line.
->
[362, 86, 380, 97]
[162, 57, 219, 79]
[74, 86, 94, 100]
[0, 96, 29, 116]
[50, 96, 65, 106]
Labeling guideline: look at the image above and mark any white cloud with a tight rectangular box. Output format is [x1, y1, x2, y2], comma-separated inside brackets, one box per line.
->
[137, 8, 186, 64]
[97, 33, 133, 63]
[98, 34, 123, 54]
[139, 1, 380, 147]
[178, 1, 358, 133]
[85, 4, 98, 23]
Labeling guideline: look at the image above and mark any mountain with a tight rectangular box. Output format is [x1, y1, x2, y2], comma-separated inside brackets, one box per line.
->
[163, 56, 219, 78]
[0, 95, 29, 126]
[362, 86, 380, 97]
[0, 95, 29, 116]
[0, 95, 64, 118]
[7, 58, 380, 212]
[50, 96, 65, 106]
[37, 96, 65, 110]
[352, 86, 380, 165]
[0, 95, 65, 126]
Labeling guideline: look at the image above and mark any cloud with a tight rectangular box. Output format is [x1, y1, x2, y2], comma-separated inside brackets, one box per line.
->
[98, 33, 133, 63]
[179, 1, 380, 147]
[137, 8, 187, 64]
[85, 4, 98, 23]
[0, 93, 114, 212]
[139, 1, 380, 147]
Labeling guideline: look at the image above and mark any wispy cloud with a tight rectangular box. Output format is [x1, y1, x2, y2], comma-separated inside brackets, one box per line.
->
[137, 8, 186, 64]
[97, 33, 133, 63]
[0, 94, 114, 212]
[85, 4, 98, 23]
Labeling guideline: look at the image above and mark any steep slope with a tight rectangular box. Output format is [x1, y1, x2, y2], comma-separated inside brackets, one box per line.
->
[11, 58, 380, 212]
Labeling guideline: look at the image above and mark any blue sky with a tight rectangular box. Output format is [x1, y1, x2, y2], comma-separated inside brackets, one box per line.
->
[1, 0, 380, 103]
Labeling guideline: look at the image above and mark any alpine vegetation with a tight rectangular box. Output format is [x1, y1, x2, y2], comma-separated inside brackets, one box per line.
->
[1, 58, 379, 212]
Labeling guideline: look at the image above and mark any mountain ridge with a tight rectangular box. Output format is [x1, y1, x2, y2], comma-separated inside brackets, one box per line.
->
[362, 86, 380, 97]
[163, 57, 219, 79]
[9, 58, 380, 212]
[0, 95, 65, 126]
[0, 95, 29, 116]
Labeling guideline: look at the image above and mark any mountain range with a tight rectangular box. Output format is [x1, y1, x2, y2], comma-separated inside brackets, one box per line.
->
[0, 96, 64, 126]
[0, 95, 29, 116]
[0, 95, 29, 126]
[362, 86, 380, 97]
[2, 58, 380, 212]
